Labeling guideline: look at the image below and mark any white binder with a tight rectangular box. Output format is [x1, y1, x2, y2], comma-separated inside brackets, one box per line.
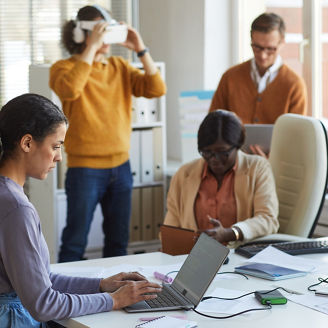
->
[132, 96, 148, 123]
[140, 129, 154, 183]
[130, 130, 141, 184]
[153, 127, 163, 181]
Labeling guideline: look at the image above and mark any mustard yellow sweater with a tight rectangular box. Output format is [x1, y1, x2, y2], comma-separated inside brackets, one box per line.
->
[49, 56, 166, 168]
[209, 60, 307, 123]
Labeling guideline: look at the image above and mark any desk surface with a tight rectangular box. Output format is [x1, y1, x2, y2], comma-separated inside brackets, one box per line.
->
[52, 251, 328, 328]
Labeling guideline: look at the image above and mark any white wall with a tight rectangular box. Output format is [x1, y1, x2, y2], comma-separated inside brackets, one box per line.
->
[139, 0, 233, 161]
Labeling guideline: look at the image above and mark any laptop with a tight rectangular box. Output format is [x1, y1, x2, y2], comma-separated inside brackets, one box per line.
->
[124, 233, 229, 313]
[242, 124, 274, 154]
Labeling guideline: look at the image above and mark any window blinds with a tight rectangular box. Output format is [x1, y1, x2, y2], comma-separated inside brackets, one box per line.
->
[0, 0, 132, 107]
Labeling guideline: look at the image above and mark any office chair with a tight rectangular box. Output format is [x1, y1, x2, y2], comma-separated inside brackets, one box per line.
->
[255, 113, 328, 242]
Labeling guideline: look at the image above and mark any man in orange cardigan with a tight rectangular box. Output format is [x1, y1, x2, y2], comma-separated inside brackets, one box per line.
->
[209, 13, 307, 124]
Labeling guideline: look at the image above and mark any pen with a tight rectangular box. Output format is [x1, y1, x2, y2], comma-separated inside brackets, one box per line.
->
[153, 271, 173, 283]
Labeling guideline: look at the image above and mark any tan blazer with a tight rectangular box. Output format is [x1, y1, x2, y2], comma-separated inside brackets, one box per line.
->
[164, 151, 279, 242]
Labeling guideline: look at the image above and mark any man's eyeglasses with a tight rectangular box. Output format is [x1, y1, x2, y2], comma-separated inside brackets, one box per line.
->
[251, 43, 279, 55]
[199, 146, 235, 160]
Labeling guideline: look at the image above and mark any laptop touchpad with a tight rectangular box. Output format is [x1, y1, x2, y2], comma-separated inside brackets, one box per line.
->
[125, 301, 150, 311]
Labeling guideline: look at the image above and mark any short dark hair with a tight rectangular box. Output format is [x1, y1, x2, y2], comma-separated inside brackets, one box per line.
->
[251, 13, 286, 38]
[197, 110, 245, 151]
[62, 5, 109, 55]
[0, 93, 67, 162]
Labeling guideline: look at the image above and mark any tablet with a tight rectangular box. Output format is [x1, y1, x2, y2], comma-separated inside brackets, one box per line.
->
[242, 124, 274, 154]
[160, 224, 199, 256]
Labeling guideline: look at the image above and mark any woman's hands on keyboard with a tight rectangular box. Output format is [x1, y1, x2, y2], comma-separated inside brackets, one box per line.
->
[110, 280, 162, 309]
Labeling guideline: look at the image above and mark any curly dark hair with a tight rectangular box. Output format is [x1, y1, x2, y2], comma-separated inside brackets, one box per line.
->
[62, 5, 108, 55]
[197, 110, 245, 151]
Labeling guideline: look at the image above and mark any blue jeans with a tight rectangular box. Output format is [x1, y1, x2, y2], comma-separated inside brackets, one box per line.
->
[0, 292, 41, 328]
[59, 161, 133, 262]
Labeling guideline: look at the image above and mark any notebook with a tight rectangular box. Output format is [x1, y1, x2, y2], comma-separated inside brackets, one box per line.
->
[160, 224, 199, 255]
[235, 262, 307, 280]
[135, 316, 197, 328]
[242, 124, 274, 154]
[125, 233, 229, 312]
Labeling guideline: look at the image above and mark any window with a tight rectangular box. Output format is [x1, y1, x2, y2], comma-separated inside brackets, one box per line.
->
[266, 0, 328, 119]
[0, 0, 132, 107]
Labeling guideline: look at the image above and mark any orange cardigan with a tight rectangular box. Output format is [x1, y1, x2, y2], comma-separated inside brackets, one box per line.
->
[209, 60, 307, 124]
[50, 56, 166, 168]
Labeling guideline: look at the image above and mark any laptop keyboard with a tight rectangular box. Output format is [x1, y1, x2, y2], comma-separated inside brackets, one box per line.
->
[235, 238, 328, 258]
[145, 287, 187, 308]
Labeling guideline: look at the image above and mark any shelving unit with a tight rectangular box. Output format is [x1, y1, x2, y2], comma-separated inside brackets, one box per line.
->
[28, 62, 166, 263]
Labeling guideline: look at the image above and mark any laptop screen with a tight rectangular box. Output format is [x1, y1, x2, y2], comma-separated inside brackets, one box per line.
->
[171, 233, 229, 305]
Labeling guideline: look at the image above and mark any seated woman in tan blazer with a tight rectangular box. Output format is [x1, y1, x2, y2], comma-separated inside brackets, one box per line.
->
[164, 110, 279, 245]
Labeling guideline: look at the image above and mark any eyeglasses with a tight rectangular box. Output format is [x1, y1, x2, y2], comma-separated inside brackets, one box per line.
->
[199, 146, 235, 160]
[251, 43, 279, 55]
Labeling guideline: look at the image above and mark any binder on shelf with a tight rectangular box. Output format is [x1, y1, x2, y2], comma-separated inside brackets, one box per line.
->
[140, 129, 154, 183]
[130, 189, 141, 242]
[141, 187, 153, 241]
[153, 186, 164, 239]
[132, 96, 159, 124]
[130, 130, 141, 185]
[132, 97, 149, 123]
[153, 127, 163, 181]
[147, 98, 159, 122]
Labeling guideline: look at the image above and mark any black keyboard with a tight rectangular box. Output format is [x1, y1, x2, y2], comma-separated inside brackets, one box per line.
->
[235, 238, 328, 258]
[145, 287, 186, 308]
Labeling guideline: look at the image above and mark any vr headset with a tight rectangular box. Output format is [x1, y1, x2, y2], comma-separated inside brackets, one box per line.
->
[75, 20, 128, 44]
[73, 4, 128, 44]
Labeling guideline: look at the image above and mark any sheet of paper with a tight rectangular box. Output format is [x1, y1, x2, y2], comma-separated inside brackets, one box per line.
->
[50, 263, 185, 281]
[50, 264, 153, 279]
[196, 287, 266, 314]
[284, 292, 328, 315]
[244, 246, 317, 272]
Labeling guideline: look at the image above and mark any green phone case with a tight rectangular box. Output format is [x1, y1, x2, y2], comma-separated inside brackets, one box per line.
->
[255, 290, 288, 305]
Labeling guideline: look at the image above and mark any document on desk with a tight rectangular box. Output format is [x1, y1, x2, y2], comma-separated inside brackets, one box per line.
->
[284, 293, 328, 315]
[50, 263, 185, 280]
[244, 246, 316, 272]
[195, 287, 266, 314]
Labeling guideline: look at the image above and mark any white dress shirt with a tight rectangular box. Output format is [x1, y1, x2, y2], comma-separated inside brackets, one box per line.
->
[250, 55, 283, 93]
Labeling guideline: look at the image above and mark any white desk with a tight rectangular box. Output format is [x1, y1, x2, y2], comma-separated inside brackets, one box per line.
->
[52, 251, 328, 328]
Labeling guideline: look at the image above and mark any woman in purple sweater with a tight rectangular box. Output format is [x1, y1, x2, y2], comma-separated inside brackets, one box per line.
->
[0, 94, 161, 327]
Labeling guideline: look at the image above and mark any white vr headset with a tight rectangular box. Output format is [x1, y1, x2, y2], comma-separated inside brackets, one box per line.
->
[73, 20, 128, 44]
[73, 4, 127, 44]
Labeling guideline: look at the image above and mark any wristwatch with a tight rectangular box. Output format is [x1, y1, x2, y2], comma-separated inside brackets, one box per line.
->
[137, 48, 149, 57]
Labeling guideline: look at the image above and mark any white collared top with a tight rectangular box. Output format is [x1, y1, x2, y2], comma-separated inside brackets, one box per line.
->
[250, 55, 283, 93]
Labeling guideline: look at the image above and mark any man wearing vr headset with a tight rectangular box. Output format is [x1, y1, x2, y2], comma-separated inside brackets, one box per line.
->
[50, 5, 166, 263]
